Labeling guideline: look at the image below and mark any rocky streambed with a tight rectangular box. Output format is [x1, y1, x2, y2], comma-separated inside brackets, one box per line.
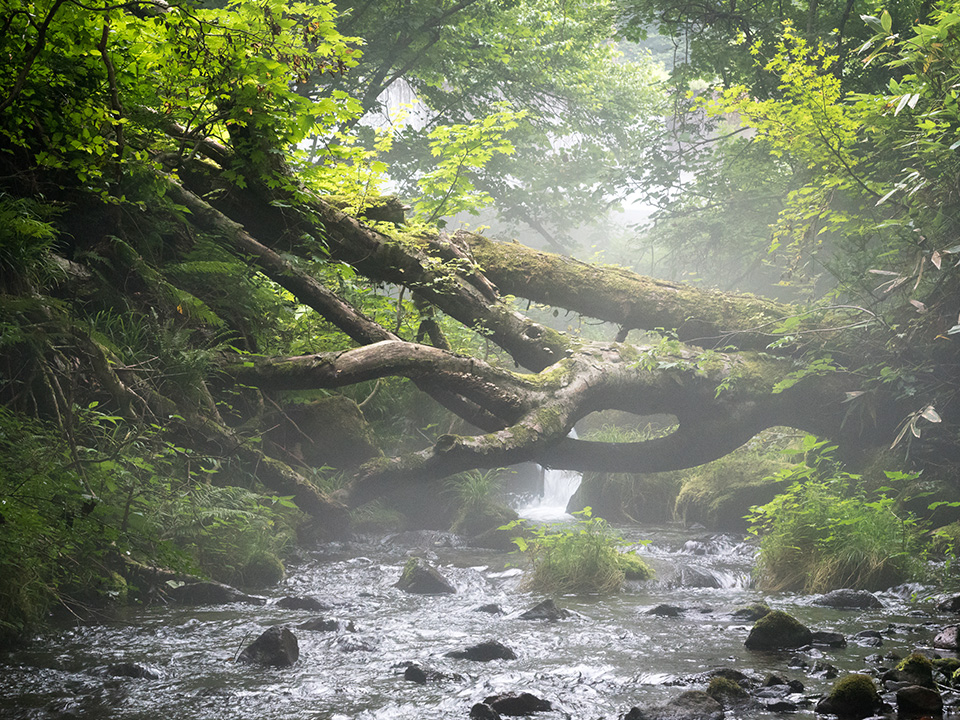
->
[1, 524, 959, 720]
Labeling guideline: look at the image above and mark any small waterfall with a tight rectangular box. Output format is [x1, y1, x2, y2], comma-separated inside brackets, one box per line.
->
[518, 432, 582, 521]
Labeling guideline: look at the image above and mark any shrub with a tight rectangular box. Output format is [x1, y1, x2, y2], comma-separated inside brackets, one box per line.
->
[746, 436, 922, 592]
[507, 509, 653, 594]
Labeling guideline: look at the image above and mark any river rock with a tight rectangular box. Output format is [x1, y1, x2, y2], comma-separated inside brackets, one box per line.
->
[744, 610, 813, 650]
[445, 640, 517, 661]
[624, 690, 724, 720]
[648, 604, 685, 617]
[483, 692, 552, 715]
[882, 653, 936, 689]
[476, 603, 504, 615]
[297, 617, 356, 632]
[276, 595, 330, 611]
[814, 673, 882, 719]
[814, 589, 884, 609]
[104, 662, 161, 680]
[934, 625, 960, 650]
[896, 685, 943, 717]
[731, 603, 771, 622]
[166, 581, 266, 606]
[395, 557, 456, 594]
[936, 595, 960, 613]
[237, 626, 299, 667]
[811, 631, 847, 648]
[519, 599, 571, 621]
[400, 662, 462, 684]
[680, 567, 722, 589]
[854, 630, 883, 647]
[470, 703, 502, 720]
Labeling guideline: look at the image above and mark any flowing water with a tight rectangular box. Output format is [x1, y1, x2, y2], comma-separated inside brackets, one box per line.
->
[0, 520, 954, 720]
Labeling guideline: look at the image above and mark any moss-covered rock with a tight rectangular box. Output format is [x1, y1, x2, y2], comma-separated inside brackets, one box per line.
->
[732, 602, 771, 622]
[395, 557, 456, 595]
[882, 653, 935, 689]
[674, 449, 790, 531]
[241, 552, 285, 588]
[706, 676, 749, 704]
[744, 610, 812, 650]
[619, 551, 654, 580]
[815, 674, 882, 718]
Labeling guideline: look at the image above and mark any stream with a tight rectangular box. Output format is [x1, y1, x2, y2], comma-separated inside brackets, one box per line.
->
[0, 470, 956, 719]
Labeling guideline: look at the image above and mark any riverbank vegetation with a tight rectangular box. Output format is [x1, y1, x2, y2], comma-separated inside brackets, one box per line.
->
[506, 510, 654, 594]
[2, 0, 960, 638]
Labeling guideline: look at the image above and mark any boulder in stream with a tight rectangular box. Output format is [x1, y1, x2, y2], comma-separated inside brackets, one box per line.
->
[882, 653, 936, 689]
[237, 626, 299, 667]
[276, 595, 330, 611]
[394, 557, 456, 595]
[813, 589, 883, 609]
[814, 673, 883, 719]
[648, 604, 686, 618]
[445, 640, 517, 662]
[482, 692, 552, 715]
[896, 685, 943, 717]
[624, 690, 724, 720]
[936, 594, 960, 613]
[297, 617, 356, 632]
[166, 581, 266, 606]
[470, 703, 502, 720]
[933, 625, 960, 650]
[519, 599, 571, 621]
[744, 610, 813, 650]
[811, 631, 847, 648]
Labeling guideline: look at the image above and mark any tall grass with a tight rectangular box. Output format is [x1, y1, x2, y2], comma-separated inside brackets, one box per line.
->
[747, 436, 922, 592]
[508, 509, 653, 594]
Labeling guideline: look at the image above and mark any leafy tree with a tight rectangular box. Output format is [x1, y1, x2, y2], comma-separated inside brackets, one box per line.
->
[311, 0, 668, 248]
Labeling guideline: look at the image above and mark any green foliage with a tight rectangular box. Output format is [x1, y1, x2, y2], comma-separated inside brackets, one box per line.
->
[506, 509, 652, 594]
[412, 106, 528, 226]
[746, 436, 922, 592]
[156, 483, 297, 588]
[0, 404, 301, 639]
[329, 0, 667, 246]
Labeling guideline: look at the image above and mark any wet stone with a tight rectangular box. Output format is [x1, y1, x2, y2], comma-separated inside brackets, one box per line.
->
[934, 625, 960, 650]
[297, 617, 356, 632]
[445, 640, 517, 662]
[679, 566, 721, 589]
[624, 690, 724, 720]
[812, 631, 847, 648]
[394, 557, 456, 595]
[166, 581, 266, 606]
[483, 692, 552, 716]
[936, 595, 960, 614]
[648, 604, 685, 618]
[276, 596, 330, 611]
[476, 603, 504, 615]
[470, 702, 502, 720]
[814, 589, 884, 609]
[237, 626, 299, 667]
[519, 599, 571, 621]
[896, 685, 943, 717]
